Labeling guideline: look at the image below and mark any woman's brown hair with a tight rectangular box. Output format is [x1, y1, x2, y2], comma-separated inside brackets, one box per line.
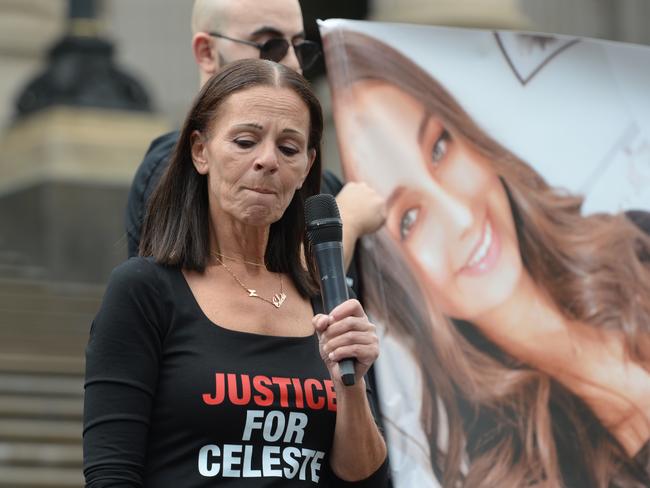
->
[140, 59, 323, 297]
[324, 30, 650, 487]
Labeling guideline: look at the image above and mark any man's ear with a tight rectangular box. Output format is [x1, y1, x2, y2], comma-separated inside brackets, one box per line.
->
[191, 130, 209, 174]
[192, 33, 220, 77]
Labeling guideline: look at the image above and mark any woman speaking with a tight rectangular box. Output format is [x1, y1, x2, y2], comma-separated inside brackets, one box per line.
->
[83, 58, 388, 487]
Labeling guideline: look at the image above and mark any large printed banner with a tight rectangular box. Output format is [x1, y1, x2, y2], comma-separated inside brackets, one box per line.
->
[320, 19, 650, 487]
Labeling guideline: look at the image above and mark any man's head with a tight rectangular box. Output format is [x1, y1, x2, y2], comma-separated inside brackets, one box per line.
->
[191, 0, 306, 86]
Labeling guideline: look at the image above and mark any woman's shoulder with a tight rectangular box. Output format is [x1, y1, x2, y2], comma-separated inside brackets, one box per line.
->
[107, 256, 178, 297]
[111, 255, 161, 280]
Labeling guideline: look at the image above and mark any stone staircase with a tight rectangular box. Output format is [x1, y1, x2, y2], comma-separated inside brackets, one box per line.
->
[0, 250, 47, 283]
[0, 277, 104, 487]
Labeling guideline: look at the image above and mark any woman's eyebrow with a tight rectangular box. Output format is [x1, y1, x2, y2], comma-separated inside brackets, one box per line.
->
[387, 186, 407, 209]
[281, 128, 304, 136]
[233, 123, 263, 130]
[417, 112, 431, 145]
[232, 124, 305, 142]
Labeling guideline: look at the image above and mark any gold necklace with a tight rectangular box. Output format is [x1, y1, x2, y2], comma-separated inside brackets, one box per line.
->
[214, 256, 287, 309]
[212, 251, 265, 267]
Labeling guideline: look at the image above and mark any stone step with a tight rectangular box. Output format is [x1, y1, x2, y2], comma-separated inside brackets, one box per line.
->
[0, 442, 81, 467]
[0, 276, 95, 488]
[0, 466, 83, 487]
[0, 251, 47, 281]
[0, 395, 82, 419]
[0, 300, 94, 358]
[0, 373, 83, 397]
[0, 419, 81, 444]
[0, 292, 101, 316]
[0, 249, 31, 266]
[0, 263, 48, 281]
[0, 278, 104, 299]
[0, 331, 89, 359]
[0, 309, 94, 331]
[0, 330, 88, 344]
[0, 278, 99, 365]
[0, 354, 84, 375]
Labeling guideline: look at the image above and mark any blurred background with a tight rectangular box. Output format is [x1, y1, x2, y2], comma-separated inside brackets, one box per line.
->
[0, 0, 647, 486]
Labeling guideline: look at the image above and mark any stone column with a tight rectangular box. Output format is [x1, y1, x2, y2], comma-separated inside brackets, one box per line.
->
[0, 0, 169, 283]
[520, 0, 615, 40]
[0, 0, 66, 128]
[370, 0, 530, 29]
[614, 0, 650, 45]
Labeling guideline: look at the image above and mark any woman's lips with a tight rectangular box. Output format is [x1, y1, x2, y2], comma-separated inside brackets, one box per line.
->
[460, 218, 501, 276]
[246, 187, 276, 195]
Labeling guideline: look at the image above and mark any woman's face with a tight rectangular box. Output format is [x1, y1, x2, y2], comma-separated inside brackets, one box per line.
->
[192, 85, 315, 227]
[335, 81, 523, 321]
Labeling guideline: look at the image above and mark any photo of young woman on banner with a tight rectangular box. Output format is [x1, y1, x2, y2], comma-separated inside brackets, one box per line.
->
[320, 19, 650, 488]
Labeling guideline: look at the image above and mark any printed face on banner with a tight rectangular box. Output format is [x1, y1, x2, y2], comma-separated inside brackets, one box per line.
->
[336, 80, 523, 321]
[322, 19, 650, 488]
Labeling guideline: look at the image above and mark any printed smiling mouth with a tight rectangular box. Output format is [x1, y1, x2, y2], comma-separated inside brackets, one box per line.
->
[465, 220, 493, 269]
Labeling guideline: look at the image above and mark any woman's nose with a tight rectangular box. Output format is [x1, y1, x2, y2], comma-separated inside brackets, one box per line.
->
[435, 188, 474, 238]
[253, 142, 279, 174]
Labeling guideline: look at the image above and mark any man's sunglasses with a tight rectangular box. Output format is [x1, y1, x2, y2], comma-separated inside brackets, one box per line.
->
[208, 32, 321, 71]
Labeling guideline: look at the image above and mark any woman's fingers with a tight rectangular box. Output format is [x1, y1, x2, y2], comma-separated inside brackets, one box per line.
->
[312, 313, 332, 333]
[320, 316, 376, 343]
[327, 342, 379, 366]
[330, 299, 365, 320]
[323, 330, 376, 356]
[312, 300, 365, 331]
[312, 299, 379, 377]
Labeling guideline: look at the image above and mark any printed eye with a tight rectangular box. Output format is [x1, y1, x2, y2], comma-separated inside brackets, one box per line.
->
[234, 139, 255, 148]
[431, 130, 450, 165]
[400, 207, 419, 240]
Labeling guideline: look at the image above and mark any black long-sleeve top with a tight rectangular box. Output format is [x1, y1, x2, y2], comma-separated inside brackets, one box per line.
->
[83, 257, 388, 487]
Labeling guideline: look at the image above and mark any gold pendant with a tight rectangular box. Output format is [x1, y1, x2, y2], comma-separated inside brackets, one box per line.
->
[272, 292, 287, 308]
[247, 289, 258, 297]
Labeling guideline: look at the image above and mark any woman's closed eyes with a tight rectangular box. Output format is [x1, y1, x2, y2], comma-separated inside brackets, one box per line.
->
[232, 138, 301, 157]
[233, 138, 255, 149]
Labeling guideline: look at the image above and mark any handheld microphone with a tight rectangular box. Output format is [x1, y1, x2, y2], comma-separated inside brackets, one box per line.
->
[305, 194, 356, 386]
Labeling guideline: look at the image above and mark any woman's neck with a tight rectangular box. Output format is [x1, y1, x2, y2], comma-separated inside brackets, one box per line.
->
[472, 274, 570, 371]
[472, 273, 650, 456]
[211, 213, 270, 265]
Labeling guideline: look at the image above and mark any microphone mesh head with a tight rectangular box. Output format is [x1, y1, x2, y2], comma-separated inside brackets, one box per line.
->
[304, 194, 342, 244]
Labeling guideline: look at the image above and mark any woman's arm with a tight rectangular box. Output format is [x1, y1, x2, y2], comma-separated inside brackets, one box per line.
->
[313, 299, 389, 485]
[83, 258, 167, 487]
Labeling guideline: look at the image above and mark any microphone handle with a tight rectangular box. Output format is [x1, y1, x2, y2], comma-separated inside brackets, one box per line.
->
[314, 241, 356, 386]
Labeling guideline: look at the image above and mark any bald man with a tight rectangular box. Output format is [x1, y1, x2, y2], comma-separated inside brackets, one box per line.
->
[125, 0, 385, 280]
[190, 0, 304, 80]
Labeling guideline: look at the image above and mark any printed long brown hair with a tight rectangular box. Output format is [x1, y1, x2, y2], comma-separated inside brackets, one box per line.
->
[140, 59, 322, 297]
[324, 30, 650, 487]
